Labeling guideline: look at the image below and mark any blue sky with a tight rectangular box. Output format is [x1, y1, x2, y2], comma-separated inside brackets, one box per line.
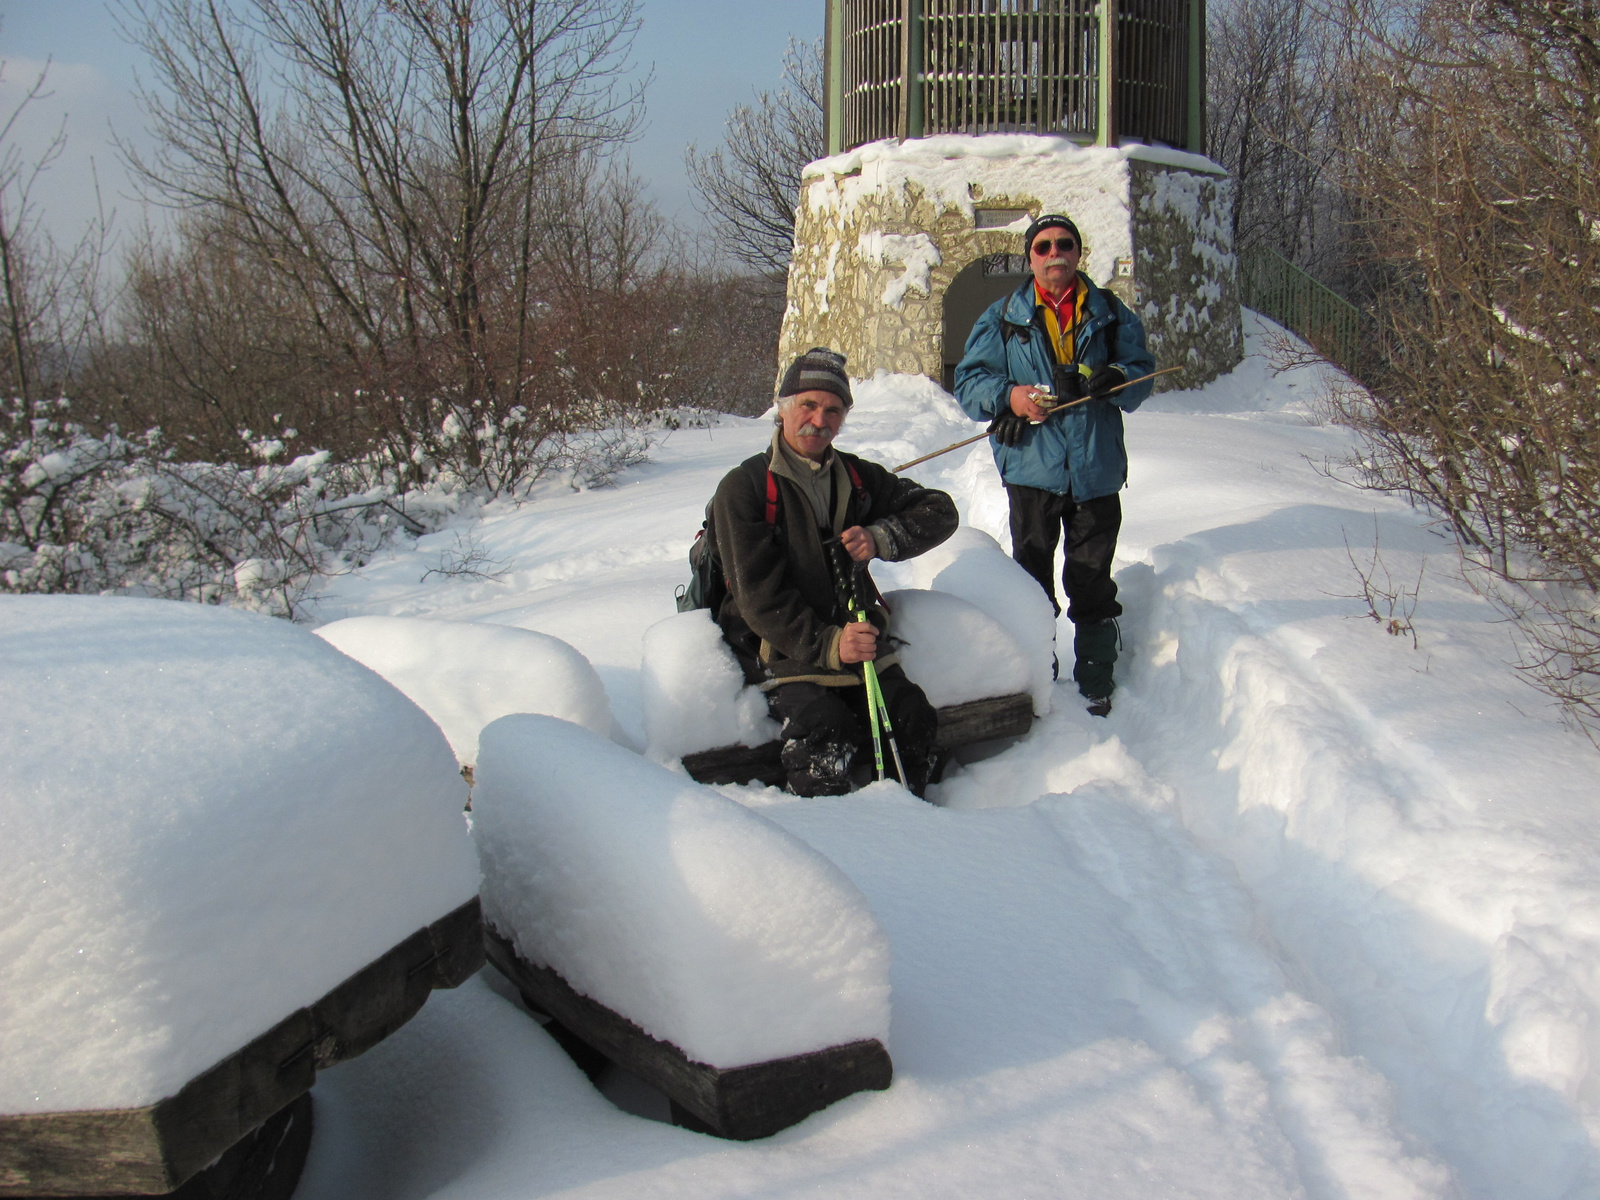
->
[0, 0, 819, 251]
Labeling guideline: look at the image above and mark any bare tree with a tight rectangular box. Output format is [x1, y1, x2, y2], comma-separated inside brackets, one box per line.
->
[685, 39, 823, 277]
[1207, 0, 1354, 285]
[0, 59, 111, 412]
[1327, 0, 1600, 728]
[115, 0, 646, 489]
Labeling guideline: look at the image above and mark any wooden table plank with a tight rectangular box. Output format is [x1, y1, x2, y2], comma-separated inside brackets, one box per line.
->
[485, 927, 891, 1141]
[681, 691, 1034, 787]
[3, 898, 482, 1197]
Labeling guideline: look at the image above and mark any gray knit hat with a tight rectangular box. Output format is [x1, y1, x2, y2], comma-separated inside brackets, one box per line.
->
[778, 347, 853, 408]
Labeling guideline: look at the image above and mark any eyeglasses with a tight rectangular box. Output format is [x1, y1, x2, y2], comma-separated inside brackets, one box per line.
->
[1032, 237, 1078, 256]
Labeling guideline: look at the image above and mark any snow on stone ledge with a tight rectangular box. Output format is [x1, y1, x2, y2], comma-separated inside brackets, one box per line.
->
[640, 610, 778, 762]
[314, 615, 613, 766]
[473, 715, 891, 1068]
[908, 527, 1058, 713]
[0, 596, 478, 1115]
[882, 589, 1031, 708]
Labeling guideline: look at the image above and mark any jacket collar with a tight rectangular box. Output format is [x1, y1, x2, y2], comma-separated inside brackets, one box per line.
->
[767, 429, 851, 532]
[1003, 271, 1108, 330]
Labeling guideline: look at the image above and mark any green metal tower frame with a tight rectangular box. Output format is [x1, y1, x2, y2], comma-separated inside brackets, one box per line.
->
[825, 0, 1206, 156]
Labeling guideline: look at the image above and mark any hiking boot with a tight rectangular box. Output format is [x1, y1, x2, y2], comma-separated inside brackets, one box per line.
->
[1072, 617, 1119, 701]
[1084, 693, 1113, 718]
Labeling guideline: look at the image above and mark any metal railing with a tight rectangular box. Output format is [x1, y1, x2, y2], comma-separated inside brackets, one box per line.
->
[1114, 0, 1189, 149]
[827, 0, 1201, 152]
[918, 0, 1099, 140]
[1238, 245, 1365, 373]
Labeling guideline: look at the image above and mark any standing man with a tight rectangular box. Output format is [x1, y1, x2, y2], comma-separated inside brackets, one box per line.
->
[954, 215, 1155, 716]
[709, 348, 958, 796]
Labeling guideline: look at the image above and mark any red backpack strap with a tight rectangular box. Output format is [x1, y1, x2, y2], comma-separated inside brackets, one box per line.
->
[765, 468, 778, 526]
[844, 458, 869, 508]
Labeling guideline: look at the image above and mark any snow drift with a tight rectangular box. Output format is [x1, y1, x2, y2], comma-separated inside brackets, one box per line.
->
[639, 610, 778, 762]
[0, 596, 478, 1115]
[472, 714, 891, 1067]
[881, 588, 1032, 708]
[906, 527, 1057, 712]
[314, 614, 613, 764]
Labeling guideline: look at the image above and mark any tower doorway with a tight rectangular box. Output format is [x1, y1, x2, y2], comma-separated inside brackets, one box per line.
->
[941, 254, 1032, 392]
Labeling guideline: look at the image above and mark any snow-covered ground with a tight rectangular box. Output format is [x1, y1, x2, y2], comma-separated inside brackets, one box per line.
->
[295, 313, 1600, 1200]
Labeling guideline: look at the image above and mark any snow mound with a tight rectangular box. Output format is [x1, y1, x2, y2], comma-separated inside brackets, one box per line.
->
[473, 715, 891, 1068]
[882, 589, 1032, 708]
[640, 610, 779, 762]
[908, 527, 1057, 711]
[314, 615, 612, 765]
[0, 596, 478, 1115]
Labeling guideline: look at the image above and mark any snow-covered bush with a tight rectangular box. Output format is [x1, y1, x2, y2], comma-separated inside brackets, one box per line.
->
[0, 595, 479, 1115]
[315, 616, 615, 765]
[0, 409, 440, 617]
[473, 715, 891, 1068]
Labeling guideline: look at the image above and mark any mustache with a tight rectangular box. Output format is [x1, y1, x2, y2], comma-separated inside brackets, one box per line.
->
[797, 423, 835, 439]
[1039, 257, 1074, 269]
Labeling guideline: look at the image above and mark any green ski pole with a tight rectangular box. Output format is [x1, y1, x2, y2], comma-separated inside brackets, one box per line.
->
[858, 637, 887, 782]
[860, 647, 908, 785]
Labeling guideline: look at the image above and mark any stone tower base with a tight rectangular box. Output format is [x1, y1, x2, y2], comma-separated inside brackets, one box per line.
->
[779, 134, 1242, 395]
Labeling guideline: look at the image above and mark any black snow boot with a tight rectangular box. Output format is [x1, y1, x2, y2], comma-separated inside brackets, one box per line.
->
[1074, 617, 1119, 716]
[781, 734, 858, 796]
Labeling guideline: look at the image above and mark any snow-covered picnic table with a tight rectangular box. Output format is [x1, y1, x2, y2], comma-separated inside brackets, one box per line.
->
[0, 598, 481, 1197]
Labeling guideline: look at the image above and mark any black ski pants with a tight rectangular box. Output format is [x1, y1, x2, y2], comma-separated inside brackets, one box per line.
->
[766, 664, 939, 798]
[1005, 484, 1124, 624]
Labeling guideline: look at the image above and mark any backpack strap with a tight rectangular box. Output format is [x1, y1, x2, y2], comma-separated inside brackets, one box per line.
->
[1097, 280, 1121, 351]
[765, 468, 778, 526]
[843, 459, 869, 508]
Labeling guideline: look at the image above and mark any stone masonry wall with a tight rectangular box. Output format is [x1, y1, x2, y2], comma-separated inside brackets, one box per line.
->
[1128, 161, 1243, 387]
[778, 136, 1241, 397]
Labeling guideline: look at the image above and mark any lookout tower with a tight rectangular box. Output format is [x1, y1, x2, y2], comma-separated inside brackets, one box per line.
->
[779, 0, 1241, 392]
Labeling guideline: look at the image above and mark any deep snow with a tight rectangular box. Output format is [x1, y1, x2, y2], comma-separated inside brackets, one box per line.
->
[281, 312, 1600, 1199]
[474, 715, 891, 1068]
[0, 598, 478, 1114]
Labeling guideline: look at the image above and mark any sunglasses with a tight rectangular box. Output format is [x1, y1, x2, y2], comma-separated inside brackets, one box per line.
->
[1032, 237, 1078, 256]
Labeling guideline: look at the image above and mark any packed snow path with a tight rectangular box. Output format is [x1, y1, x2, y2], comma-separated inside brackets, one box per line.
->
[299, 315, 1600, 1200]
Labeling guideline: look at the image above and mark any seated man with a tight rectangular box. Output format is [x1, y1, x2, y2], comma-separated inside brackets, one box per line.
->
[709, 348, 958, 797]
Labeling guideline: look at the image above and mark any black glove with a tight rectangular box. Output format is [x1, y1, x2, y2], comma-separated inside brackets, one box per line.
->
[1086, 364, 1126, 398]
[987, 410, 1030, 447]
[1052, 362, 1086, 400]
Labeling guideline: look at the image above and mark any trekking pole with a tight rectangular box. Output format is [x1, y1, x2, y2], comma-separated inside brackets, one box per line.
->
[860, 647, 887, 782]
[860, 644, 908, 785]
[846, 552, 908, 786]
[826, 538, 905, 786]
[890, 366, 1185, 474]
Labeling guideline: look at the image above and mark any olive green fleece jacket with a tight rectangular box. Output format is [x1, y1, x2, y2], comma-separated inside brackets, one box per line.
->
[711, 431, 959, 687]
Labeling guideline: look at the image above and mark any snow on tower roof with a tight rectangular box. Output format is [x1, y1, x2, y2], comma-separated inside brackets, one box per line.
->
[802, 134, 1226, 224]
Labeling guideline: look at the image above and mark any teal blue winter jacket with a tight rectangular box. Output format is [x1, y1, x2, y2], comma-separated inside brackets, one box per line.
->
[953, 275, 1155, 500]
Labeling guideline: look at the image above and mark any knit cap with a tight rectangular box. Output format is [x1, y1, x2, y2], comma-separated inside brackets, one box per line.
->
[777, 347, 853, 408]
[1023, 213, 1083, 254]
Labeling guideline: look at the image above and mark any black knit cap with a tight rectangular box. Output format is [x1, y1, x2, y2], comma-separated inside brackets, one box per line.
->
[1023, 213, 1083, 254]
[778, 346, 853, 408]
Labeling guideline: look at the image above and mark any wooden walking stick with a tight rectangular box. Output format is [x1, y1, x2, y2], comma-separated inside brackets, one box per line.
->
[890, 366, 1185, 474]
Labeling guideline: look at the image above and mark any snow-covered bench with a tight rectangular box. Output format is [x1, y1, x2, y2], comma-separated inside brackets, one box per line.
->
[473, 715, 894, 1140]
[678, 691, 1036, 786]
[643, 530, 1057, 789]
[0, 598, 482, 1197]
